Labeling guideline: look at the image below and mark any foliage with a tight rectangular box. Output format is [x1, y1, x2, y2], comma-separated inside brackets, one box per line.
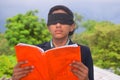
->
[81, 20, 97, 32]
[0, 34, 13, 55]
[72, 20, 120, 75]
[5, 10, 51, 47]
[90, 25, 120, 75]
[74, 13, 83, 29]
[0, 55, 16, 78]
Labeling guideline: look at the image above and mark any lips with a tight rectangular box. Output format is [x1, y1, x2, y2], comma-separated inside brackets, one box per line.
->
[55, 30, 63, 34]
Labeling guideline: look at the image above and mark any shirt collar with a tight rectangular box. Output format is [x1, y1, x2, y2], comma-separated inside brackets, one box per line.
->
[50, 39, 70, 48]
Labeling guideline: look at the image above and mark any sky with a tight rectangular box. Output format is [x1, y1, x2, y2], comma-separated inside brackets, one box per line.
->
[0, 0, 120, 32]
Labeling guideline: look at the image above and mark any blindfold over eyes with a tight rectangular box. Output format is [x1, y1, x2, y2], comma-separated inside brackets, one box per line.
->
[47, 13, 74, 26]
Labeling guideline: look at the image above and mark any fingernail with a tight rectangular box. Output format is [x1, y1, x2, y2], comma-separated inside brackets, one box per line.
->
[25, 60, 28, 63]
[72, 60, 76, 63]
[31, 66, 34, 68]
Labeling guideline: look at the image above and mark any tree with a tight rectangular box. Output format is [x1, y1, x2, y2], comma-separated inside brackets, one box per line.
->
[5, 10, 51, 47]
[90, 24, 120, 75]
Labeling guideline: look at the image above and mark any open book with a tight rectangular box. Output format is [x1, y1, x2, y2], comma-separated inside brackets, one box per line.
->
[15, 43, 81, 80]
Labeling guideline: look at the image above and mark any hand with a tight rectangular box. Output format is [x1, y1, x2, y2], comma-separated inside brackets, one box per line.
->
[12, 61, 34, 80]
[70, 61, 89, 80]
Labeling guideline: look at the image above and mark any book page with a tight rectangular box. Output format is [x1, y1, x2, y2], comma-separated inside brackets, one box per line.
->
[44, 43, 78, 53]
[15, 43, 50, 80]
[45, 46, 81, 80]
[16, 43, 45, 53]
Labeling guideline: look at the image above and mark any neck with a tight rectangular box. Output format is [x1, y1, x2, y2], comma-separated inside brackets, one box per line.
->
[52, 37, 69, 47]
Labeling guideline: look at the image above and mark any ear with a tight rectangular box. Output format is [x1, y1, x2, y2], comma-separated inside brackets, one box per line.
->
[70, 23, 76, 32]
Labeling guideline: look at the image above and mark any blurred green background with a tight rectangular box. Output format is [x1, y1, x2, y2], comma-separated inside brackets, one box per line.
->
[0, 10, 120, 78]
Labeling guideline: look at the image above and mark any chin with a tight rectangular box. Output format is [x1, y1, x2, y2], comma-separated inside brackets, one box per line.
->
[54, 35, 65, 39]
[55, 36, 63, 39]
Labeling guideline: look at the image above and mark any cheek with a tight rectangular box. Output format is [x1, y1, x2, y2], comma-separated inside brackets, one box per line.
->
[62, 27, 71, 35]
[66, 27, 72, 32]
[48, 26, 54, 33]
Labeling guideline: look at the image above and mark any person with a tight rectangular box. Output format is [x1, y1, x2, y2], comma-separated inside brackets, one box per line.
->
[12, 5, 94, 80]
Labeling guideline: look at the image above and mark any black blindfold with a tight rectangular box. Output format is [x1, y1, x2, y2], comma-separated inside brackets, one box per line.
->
[47, 13, 74, 26]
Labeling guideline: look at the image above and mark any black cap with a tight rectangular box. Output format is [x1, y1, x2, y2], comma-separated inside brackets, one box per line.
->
[48, 5, 74, 19]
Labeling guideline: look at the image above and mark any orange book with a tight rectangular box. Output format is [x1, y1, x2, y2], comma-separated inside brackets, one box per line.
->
[15, 43, 81, 80]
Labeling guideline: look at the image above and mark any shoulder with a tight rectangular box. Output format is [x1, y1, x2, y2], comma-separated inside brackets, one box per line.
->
[36, 42, 49, 47]
[78, 44, 91, 53]
[77, 44, 92, 60]
[69, 40, 91, 54]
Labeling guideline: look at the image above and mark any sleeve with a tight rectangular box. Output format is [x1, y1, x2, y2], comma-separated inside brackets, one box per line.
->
[81, 45, 94, 80]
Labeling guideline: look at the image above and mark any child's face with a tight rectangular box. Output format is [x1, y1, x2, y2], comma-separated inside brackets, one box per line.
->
[48, 10, 75, 39]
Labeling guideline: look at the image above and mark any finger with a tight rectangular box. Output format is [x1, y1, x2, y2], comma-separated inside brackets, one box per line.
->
[70, 61, 89, 80]
[71, 61, 88, 71]
[12, 73, 27, 80]
[14, 66, 34, 73]
[70, 62, 89, 77]
[13, 66, 34, 80]
[71, 68, 83, 79]
[13, 68, 33, 77]
[14, 73, 27, 80]
[72, 61, 88, 69]
[15, 61, 28, 68]
[71, 68, 88, 80]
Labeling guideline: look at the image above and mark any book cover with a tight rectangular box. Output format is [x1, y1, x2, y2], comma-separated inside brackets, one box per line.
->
[15, 43, 81, 80]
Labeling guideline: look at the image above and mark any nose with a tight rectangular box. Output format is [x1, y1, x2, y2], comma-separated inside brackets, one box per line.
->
[56, 23, 61, 28]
